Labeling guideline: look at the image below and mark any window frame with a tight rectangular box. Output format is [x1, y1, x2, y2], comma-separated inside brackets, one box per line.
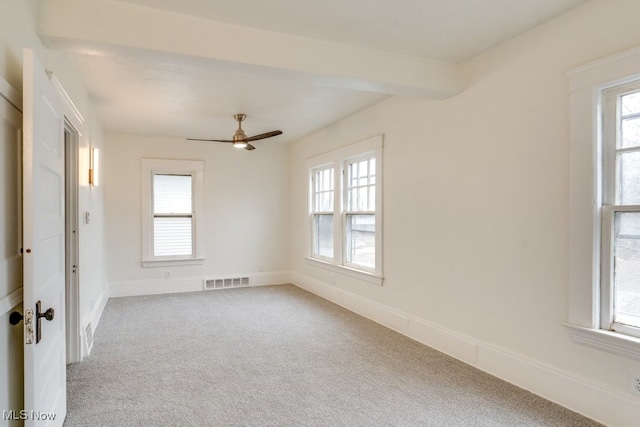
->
[141, 159, 205, 267]
[310, 164, 336, 262]
[600, 82, 640, 339]
[305, 135, 383, 285]
[343, 153, 377, 272]
[568, 46, 640, 360]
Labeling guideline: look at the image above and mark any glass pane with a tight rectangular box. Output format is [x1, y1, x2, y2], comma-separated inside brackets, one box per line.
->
[358, 187, 368, 210]
[322, 191, 333, 212]
[613, 212, 640, 329]
[349, 163, 358, 187]
[358, 160, 368, 186]
[621, 91, 640, 116]
[348, 188, 356, 211]
[313, 168, 334, 213]
[154, 217, 193, 256]
[346, 214, 375, 268]
[369, 186, 376, 211]
[621, 117, 640, 148]
[313, 214, 333, 258]
[154, 174, 192, 214]
[618, 152, 640, 205]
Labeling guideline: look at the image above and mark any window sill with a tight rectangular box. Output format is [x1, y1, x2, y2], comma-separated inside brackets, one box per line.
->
[565, 323, 640, 361]
[142, 258, 204, 268]
[305, 257, 384, 286]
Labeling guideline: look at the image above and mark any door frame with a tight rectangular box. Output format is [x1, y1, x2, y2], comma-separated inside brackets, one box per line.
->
[49, 74, 85, 363]
[64, 121, 80, 363]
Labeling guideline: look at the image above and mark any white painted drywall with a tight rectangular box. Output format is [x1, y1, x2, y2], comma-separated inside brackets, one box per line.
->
[290, 0, 640, 424]
[104, 134, 290, 289]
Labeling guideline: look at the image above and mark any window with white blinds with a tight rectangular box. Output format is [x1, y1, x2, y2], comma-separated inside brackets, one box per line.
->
[141, 159, 204, 267]
[153, 174, 194, 257]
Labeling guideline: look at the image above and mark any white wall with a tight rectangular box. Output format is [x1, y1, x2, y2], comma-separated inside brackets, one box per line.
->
[105, 134, 290, 295]
[290, 1, 640, 425]
[1, 0, 107, 416]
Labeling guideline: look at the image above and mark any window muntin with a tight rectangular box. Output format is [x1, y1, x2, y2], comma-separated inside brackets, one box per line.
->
[311, 166, 334, 259]
[602, 84, 640, 337]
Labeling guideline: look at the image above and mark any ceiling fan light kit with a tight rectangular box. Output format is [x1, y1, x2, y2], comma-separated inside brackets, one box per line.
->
[187, 113, 282, 151]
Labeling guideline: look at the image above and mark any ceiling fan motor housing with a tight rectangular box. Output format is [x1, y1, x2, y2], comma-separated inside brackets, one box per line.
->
[233, 129, 247, 141]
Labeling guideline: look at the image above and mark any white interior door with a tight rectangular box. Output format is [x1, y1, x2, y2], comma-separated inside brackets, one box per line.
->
[22, 48, 66, 426]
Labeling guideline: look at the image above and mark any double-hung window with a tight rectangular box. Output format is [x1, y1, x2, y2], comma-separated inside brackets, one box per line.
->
[142, 159, 204, 267]
[568, 47, 640, 358]
[307, 135, 383, 284]
[311, 165, 335, 260]
[601, 83, 640, 338]
[345, 155, 376, 269]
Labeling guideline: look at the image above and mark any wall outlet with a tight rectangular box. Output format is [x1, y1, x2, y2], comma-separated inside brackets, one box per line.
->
[630, 374, 640, 396]
[259, 264, 264, 272]
[164, 270, 171, 279]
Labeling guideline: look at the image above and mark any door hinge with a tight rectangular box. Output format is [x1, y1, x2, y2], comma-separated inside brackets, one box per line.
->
[24, 309, 34, 344]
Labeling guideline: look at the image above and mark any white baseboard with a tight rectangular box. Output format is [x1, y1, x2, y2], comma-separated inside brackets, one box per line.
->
[291, 272, 639, 427]
[109, 271, 292, 298]
[89, 286, 109, 334]
[82, 286, 109, 358]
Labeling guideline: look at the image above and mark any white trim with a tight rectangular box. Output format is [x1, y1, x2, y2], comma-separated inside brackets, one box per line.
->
[0, 74, 22, 112]
[81, 286, 109, 358]
[141, 159, 205, 265]
[48, 73, 85, 132]
[109, 271, 291, 298]
[305, 257, 383, 286]
[566, 324, 640, 361]
[0, 288, 23, 316]
[568, 44, 640, 93]
[291, 272, 637, 427]
[568, 45, 640, 354]
[305, 135, 384, 278]
[142, 258, 204, 268]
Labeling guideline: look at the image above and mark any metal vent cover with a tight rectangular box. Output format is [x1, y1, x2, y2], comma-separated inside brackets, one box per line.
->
[204, 276, 250, 290]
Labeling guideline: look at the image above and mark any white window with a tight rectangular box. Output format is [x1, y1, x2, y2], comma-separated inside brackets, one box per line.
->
[311, 165, 335, 260]
[142, 159, 204, 267]
[601, 82, 640, 338]
[306, 135, 383, 284]
[345, 155, 376, 270]
[568, 46, 640, 359]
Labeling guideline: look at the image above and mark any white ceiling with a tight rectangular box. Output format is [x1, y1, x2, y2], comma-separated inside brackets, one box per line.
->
[114, 0, 587, 61]
[41, 0, 589, 144]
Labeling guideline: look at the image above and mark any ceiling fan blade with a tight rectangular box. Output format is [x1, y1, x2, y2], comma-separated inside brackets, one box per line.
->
[245, 130, 282, 142]
[186, 138, 234, 143]
[245, 143, 256, 151]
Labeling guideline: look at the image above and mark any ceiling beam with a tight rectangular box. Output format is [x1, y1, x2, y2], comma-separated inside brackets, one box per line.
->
[38, 0, 460, 98]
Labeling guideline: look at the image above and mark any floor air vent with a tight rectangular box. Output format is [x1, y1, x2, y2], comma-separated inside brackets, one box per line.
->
[85, 323, 94, 350]
[204, 276, 250, 290]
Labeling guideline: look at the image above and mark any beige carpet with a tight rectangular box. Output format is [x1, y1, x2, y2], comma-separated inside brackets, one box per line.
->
[64, 284, 601, 426]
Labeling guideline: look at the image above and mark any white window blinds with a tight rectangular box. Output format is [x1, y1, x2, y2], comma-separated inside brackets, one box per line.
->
[153, 174, 194, 257]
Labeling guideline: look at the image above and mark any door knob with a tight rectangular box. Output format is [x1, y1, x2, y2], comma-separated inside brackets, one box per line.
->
[9, 311, 23, 325]
[35, 301, 54, 344]
[38, 307, 55, 321]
